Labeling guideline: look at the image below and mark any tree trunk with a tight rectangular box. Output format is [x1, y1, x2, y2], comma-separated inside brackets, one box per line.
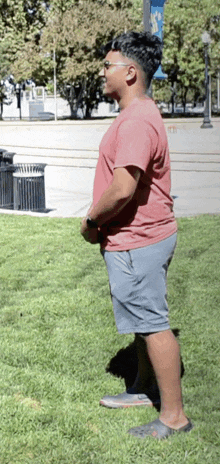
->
[85, 104, 92, 119]
[67, 85, 79, 119]
[171, 81, 176, 116]
[182, 88, 188, 114]
[0, 102, 3, 120]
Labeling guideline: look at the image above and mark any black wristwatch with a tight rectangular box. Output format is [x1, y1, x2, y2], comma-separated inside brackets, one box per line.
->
[86, 216, 98, 228]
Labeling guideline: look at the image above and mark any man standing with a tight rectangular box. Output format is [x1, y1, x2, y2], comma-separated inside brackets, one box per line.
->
[81, 31, 193, 439]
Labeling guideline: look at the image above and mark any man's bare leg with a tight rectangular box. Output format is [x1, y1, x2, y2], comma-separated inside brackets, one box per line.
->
[136, 330, 189, 429]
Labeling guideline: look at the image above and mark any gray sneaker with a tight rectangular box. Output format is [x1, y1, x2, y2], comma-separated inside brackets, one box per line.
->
[99, 389, 160, 409]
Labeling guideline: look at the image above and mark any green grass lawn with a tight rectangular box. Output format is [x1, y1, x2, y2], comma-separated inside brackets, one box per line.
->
[0, 213, 219, 463]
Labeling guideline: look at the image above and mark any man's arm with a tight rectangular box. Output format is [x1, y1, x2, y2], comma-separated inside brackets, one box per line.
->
[81, 166, 141, 243]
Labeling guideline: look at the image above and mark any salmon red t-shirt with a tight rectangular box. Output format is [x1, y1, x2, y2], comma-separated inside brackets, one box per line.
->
[93, 97, 177, 251]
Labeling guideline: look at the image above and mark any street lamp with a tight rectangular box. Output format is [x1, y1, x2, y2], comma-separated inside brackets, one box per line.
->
[143, 0, 152, 96]
[53, 47, 57, 121]
[217, 69, 220, 111]
[44, 48, 57, 121]
[16, 83, 22, 120]
[201, 31, 213, 128]
[143, 0, 151, 33]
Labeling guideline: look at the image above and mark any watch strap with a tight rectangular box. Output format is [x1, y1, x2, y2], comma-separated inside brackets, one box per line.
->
[86, 216, 98, 228]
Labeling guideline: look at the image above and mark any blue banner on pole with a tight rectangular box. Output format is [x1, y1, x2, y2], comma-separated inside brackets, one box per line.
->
[151, 0, 167, 79]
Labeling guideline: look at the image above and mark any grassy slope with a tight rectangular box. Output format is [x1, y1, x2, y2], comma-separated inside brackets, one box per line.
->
[0, 214, 219, 463]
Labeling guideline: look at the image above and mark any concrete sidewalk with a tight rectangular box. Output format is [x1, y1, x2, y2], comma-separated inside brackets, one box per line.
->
[0, 118, 219, 219]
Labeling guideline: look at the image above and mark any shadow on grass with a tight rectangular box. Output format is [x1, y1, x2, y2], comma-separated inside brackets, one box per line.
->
[105, 328, 185, 411]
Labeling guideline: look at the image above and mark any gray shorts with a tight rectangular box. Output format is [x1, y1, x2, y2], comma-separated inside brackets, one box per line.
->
[101, 233, 177, 334]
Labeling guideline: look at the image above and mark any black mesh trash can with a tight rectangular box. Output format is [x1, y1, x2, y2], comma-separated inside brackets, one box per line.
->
[0, 165, 15, 209]
[2, 152, 15, 166]
[13, 164, 46, 212]
[0, 149, 7, 165]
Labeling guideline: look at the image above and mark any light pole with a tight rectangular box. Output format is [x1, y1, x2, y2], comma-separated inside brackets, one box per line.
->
[143, 0, 151, 33]
[201, 31, 213, 129]
[16, 83, 22, 120]
[143, 1, 152, 96]
[217, 70, 220, 111]
[143, 1, 167, 86]
[53, 47, 57, 121]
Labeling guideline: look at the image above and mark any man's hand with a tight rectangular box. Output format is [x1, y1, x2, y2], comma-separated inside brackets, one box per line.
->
[80, 217, 100, 244]
[80, 166, 141, 244]
[85, 166, 141, 227]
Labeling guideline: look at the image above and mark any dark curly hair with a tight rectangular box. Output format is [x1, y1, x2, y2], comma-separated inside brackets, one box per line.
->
[101, 31, 162, 88]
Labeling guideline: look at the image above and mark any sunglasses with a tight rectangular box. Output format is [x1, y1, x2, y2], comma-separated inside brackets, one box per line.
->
[103, 61, 130, 70]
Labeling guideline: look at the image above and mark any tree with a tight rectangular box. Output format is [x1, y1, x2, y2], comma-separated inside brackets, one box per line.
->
[0, 0, 49, 116]
[0, 40, 13, 118]
[1, 0, 137, 118]
[38, 0, 137, 117]
[1, 0, 219, 117]
[0, 1, 49, 68]
[154, 0, 220, 111]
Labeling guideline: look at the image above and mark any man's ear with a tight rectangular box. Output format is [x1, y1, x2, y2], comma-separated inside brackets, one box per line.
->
[126, 64, 137, 84]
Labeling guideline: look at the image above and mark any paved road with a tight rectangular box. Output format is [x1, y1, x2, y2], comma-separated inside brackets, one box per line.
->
[0, 118, 219, 218]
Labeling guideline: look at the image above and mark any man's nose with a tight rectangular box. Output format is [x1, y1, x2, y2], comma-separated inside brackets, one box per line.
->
[99, 68, 105, 77]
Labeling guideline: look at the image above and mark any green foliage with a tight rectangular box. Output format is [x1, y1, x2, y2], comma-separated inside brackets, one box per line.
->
[157, 0, 220, 107]
[0, 213, 219, 462]
[0, 0, 220, 115]
[0, 0, 48, 85]
[0, 0, 138, 117]
[39, 0, 137, 117]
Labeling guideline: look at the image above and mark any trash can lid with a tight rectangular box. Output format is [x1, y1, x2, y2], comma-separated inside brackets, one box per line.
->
[0, 165, 15, 172]
[3, 152, 16, 156]
[13, 172, 43, 177]
[13, 163, 46, 176]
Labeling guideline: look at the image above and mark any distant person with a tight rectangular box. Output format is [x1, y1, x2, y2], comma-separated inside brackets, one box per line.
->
[81, 31, 193, 439]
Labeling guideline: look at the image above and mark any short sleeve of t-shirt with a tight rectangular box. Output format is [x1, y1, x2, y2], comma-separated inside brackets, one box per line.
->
[114, 118, 154, 173]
